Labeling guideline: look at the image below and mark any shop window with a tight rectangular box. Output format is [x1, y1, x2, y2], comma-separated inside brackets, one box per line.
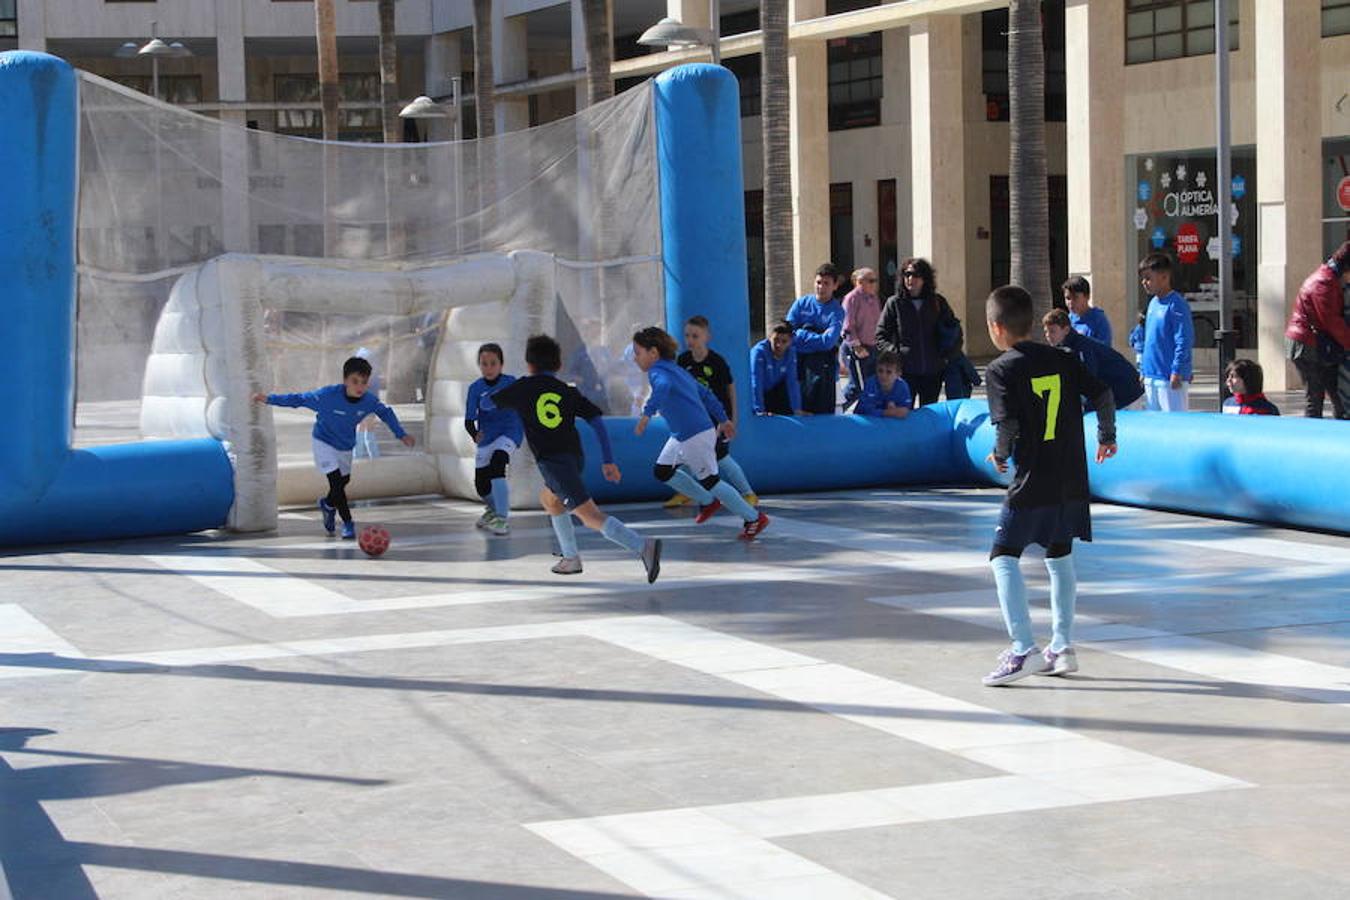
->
[828, 32, 882, 131]
[723, 54, 761, 118]
[877, 179, 898, 300]
[830, 183, 854, 294]
[110, 74, 204, 105]
[1125, 0, 1238, 65]
[745, 190, 765, 338]
[1325, 0, 1350, 37]
[982, 1, 1067, 122]
[1323, 138, 1350, 258]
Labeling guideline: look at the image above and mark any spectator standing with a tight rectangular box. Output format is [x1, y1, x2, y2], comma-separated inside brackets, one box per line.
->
[786, 263, 846, 414]
[1138, 253, 1194, 411]
[1062, 276, 1113, 346]
[1284, 241, 1350, 419]
[876, 257, 960, 407]
[841, 267, 883, 408]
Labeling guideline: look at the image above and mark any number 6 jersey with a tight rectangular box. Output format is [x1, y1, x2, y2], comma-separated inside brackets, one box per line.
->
[490, 372, 607, 462]
[985, 341, 1115, 509]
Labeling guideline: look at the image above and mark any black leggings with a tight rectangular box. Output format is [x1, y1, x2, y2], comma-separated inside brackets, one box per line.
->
[325, 469, 352, 524]
[990, 542, 1072, 561]
[474, 449, 510, 498]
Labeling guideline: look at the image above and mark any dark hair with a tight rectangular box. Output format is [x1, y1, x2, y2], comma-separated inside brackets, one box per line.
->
[1226, 358, 1263, 394]
[632, 326, 678, 361]
[343, 356, 373, 379]
[1062, 275, 1091, 297]
[899, 257, 937, 299]
[815, 262, 841, 281]
[1043, 308, 1071, 328]
[685, 315, 710, 331]
[986, 285, 1035, 337]
[770, 320, 793, 337]
[524, 334, 562, 372]
[1138, 252, 1173, 274]
[477, 342, 504, 365]
[1331, 241, 1350, 271]
[875, 350, 901, 370]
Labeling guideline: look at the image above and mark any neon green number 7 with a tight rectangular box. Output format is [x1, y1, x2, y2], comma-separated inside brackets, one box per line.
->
[1031, 374, 1062, 441]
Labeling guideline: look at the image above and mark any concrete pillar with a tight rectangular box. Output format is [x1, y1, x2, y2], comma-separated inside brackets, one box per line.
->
[15, 0, 47, 52]
[216, 0, 249, 253]
[424, 31, 463, 141]
[571, 0, 588, 110]
[790, 0, 830, 295]
[493, 9, 529, 133]
[667, 0, 711, 31]
[908, 15, 966, 318]
[1065, 0, 1127, 351]
[1255, 1, 1321, 391]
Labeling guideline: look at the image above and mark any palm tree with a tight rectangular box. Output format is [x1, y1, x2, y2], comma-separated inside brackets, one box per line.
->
[472, 0, 495, 139]
[761, 0, 794, 330]
[377, 0, 399, 144]
[314, 0, 340, 140]
[581, 0, 613, 105]
[1007, 0, 1052, 323]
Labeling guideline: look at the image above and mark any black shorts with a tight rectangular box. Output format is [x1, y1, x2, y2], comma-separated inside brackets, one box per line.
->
[536, 454, 590, 510]
[992, 500, 1091, 554]
[715, 435, 730, 460]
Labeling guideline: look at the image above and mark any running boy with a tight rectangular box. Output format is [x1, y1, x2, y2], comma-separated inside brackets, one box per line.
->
[253, 355, 414, 539]
[669, 315, 757, 507]
[465, 342, 524, 535]
[750, 322, 805, 416]
[632, 327, 770, 540]
[982, 286, 1118, 686]
[491, 334, 662, 581]
[852, 351, 912, 419]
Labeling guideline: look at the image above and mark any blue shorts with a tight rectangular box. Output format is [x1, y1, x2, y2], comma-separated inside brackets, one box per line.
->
[536, 454, 590, 510]
[993, 500, 1092, 554]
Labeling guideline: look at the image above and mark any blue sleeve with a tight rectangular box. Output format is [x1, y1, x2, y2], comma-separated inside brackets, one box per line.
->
[1172, 302, 1194, 378]
[785, 297, 805, 327]
[373, 401, 408, 440]
[1095, 310, 1113, 346]
[641, 369, 671, 419]
[267, 390, 322, 410]
[893, 379, 913, 409]
[750, 347, 767, 414]
[581, 414, 615, 465]
[464, 382, 482, 436]
[855, 390, 878, 417]
[786, 349, 802, 411]
[698, 380, 728, 423]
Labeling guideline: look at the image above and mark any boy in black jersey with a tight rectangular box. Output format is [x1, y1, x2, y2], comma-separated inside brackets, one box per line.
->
[491, 335, 662, 582]
[981, 286, 1118, 686]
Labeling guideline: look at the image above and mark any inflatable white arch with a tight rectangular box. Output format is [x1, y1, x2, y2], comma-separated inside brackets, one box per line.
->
[140, 250, 555, 532]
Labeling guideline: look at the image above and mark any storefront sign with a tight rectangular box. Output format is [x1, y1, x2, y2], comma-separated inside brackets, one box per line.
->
[1177, 223, 1200, 264]
[1338, 175, 1350, 213]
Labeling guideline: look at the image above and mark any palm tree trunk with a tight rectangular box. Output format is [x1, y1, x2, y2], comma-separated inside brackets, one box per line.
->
[581, 0, 613, 105]
[761, 0, 794, 331]
[472, 0, 496, 139]
[314, 0, 340, 256]
[1008, 0, 1052, 324]
[378, 0, 399, 144]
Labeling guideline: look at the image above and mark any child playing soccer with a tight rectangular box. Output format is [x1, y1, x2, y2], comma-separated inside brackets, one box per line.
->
[253, 356, 415, 539]
[631, 327, 770, 540]
[465, 342, 525, 535]
[852, 351, 912, 419]
[981, 286, 1118, 686]
[491, 334, 662, 581]
[668, 315, 758, 508]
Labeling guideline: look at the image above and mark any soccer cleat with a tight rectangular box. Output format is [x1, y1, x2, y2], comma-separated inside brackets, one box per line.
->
[551, 556, 583, 575]
[694, 499, 722, 524]
[738, 512, 770, 541]
[664, 494, 692, 508]
[475, 508, 494, 530]
[488, 514, 510, 536]
[1038, 647, 1079, 676]
[982, 647, 1050, 686]
[743, 493, 759, 507]
[340, 521, 356, 540]
[318, 497, 336, 534]
[641, 538, 662, 584]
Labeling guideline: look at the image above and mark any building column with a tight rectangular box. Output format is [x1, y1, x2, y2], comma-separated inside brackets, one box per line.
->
[493, 8, 529, 133]
[1255, 1, 1321, 391]
[571, 0, 588, 110]
[15, 0, 47, 52]
[1065, 0, 1127, 350]
[908, 15, 966, 317]
[216, 0, 250, 253]
[790, 0, 831, 295]
[424, 31, 463, 141]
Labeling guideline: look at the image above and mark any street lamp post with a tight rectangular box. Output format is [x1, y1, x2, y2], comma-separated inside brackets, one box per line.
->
[1214, 0, 1237, 406]
[637, 1, 722, 64]
[400, 76, 464, 254]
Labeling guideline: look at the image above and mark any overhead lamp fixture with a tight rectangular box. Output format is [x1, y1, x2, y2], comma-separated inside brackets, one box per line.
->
[398, 95, 448, 119]
[637, 3, 722, 64]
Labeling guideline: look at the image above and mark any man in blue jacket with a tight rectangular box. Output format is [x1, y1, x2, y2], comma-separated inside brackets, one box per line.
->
[1044, 310, 1145, 411]
[785, 263, 845, 414]
[1138, 252, 1194, 411]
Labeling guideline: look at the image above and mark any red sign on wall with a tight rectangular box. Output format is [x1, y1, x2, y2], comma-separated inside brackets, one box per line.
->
[1176, 222, 1201, 264]
[1338, 176, 1350, 213]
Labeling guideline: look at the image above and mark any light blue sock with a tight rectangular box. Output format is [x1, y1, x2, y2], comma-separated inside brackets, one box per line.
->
[711, 480, 758, 523]
[601, 516, 644, 554]
[717, 455, 753, 496]
[1044, 552, 1077, 653]
[991, 555, 1035, 654]
[666, 468, 714, 505]
[489, 478, 509, 517]
[550, 513, 579, 559]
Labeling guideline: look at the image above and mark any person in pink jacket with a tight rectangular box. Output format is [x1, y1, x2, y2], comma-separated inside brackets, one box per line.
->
[1285, 241, 1350, 419]
[841, 267, 882, 409]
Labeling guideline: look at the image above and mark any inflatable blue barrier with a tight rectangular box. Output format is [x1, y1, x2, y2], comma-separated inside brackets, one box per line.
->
[0, 52, 233, 547]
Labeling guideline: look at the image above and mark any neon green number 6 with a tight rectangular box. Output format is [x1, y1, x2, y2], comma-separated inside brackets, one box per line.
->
[1031, 374, 1062, 441]
[537, 392, 563, 429]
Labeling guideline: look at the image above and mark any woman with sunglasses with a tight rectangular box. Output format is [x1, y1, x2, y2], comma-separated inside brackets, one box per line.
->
[876, 257, 960, 406]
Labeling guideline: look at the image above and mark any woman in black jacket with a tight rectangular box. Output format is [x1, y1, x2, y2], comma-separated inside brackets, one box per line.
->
[875, 257, 959, 406]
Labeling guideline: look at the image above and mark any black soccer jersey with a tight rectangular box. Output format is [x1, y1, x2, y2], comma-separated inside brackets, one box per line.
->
[676, 349, 734, 415]
[491, 373, 605, 461]
[985, 340, 1112, 509]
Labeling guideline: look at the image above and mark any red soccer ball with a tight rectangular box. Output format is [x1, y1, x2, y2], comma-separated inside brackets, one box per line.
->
[358, 525, 391, 558]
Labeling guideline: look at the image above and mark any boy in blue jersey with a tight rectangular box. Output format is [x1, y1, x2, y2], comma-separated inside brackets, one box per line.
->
[1138, 252, 1194, 411]
[1062, 276, 1113, 345]
[982, 286, 1117, 686]
[786, 263, 846, 414]
[465, 343, 524, 536]
[750, 322, 805, 416]
[632, 327, 771, 540]
[853, 351, 912, 418]
[1043, 310, 1145, 411]
[253, 356, 415, 538]
[491, 335, 662, 581]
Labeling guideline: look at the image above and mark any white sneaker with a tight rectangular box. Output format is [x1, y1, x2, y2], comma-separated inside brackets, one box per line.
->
[1038, 647, 1078, 676]
[488, 514, 510, 536]
[982, 647, 1050, 686]
[551, 556, 583, 575]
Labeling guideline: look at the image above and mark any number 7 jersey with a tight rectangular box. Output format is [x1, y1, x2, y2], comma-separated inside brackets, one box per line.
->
[490, 373, 606, 462]
[984, 341, 1111, 509]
